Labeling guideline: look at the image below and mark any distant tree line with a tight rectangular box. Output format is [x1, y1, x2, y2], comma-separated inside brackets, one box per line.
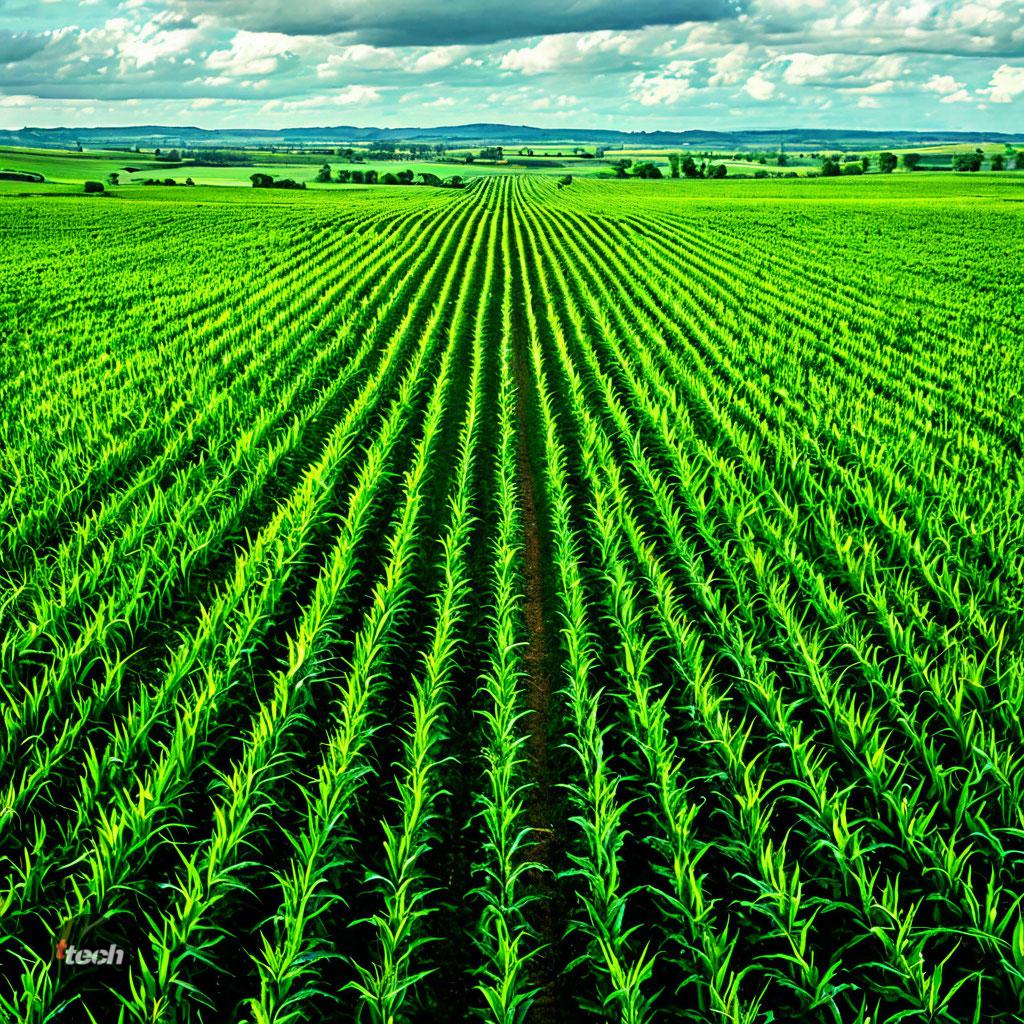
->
[858, 148, 1023, 174]
[250, 173, 306, 190]
[180, 148, 255, 166]
[621, 156, 727, 180]
[314, 164, 465, 188]
[139, 177, 196, 187]
[819, 156, 871, 176]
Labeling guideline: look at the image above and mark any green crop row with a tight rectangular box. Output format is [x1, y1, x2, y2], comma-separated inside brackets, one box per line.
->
[1, 172, 1022, 1023]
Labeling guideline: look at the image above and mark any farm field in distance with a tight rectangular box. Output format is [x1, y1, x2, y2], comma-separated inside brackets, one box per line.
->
[2, 170, 1024, 1024]
[6, 140, 1021, 195]
[0, 145, 605, 192]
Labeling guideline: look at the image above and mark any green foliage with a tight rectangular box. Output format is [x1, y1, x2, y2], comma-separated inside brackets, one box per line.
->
[632, 162, 663, 179]
[953, 151, 984, 172]
[249, 173, 306, 189]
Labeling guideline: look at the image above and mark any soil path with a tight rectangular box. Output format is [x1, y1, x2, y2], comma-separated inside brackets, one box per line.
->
[507, 197, 568, 1024]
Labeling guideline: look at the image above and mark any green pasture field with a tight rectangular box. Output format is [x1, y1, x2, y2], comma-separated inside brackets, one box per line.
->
[0, 146, 592, 188]
[1, 169, 1024, 1024]
[0, 146, 165, 183]
[10, 144, 1018, 192]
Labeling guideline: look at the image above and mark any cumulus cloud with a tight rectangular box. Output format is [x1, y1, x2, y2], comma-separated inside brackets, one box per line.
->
[412, 45, 468, 73]
[629, 60, 697, 105]
[316, 45, 399, 76]
[779, 0, 1024, 58]
[708, 44, 749, 86]
[206, 30, 297, 78]
[923, 73, 973, 103]
[923, 73, 963, 94]
[500, 31, 631, 75]
[259, 84, 379, 111]
[778, 52, 903, 87]
[981, 63, 1024, 102]
[744, 70, 775, 99]
[120, 23, 205, 69]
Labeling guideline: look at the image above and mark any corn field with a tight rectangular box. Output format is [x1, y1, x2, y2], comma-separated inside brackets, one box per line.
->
[2, 173, 1024, 1024]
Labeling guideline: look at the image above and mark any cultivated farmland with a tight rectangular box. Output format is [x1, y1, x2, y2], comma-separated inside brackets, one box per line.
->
[1, 173, 1024, 1024]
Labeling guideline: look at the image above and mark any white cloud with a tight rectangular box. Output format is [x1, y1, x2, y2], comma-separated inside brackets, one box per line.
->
[709, 44, 749, 86]
[630, 75, 692, 106]
[951, 2, 1006, 31]
[259, 84, 380, 112]
[744, 70, 776, 100]
[500, 30, 629, 75]
[981, 63, 1024, 102]
[629, 60, 696, 106]
[799, 0, 1024, 58]
[923, 75, 975, 104]
[894, 1, 933, 28]
[855, 79, 896, 94]
[412, 45, 467, 73]
[332, 83, 381, 105]
[120, 25, 204, 69]
[923, 73, 964, 95]
[206, 31, 296, 78]
[316, 45, 398, 77]
[779, 52, 903, 87]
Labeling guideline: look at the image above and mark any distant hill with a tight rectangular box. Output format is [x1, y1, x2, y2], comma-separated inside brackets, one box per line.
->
[3, 123, 1023, 151]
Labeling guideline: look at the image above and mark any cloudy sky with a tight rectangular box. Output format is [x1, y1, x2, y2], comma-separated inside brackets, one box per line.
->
[1, 0, 1022, 131]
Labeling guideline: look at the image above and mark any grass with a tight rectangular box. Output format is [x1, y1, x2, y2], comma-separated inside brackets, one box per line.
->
[7, 144, 1020, 195]
[0, 146, 606, 190]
